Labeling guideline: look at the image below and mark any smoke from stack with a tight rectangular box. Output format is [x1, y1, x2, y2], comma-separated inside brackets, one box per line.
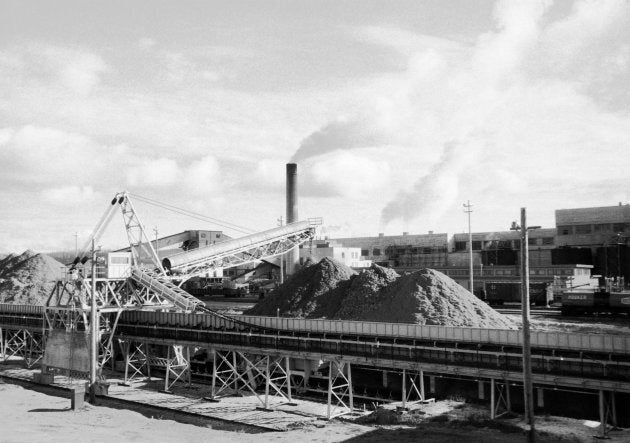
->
[285, 163, 299, 274]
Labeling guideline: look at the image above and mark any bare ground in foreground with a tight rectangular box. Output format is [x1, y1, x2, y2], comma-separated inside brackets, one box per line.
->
[1, 380, 628, 443]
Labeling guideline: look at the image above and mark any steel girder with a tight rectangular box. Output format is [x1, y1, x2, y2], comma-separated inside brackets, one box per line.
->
[0, 328, 44, 368]
[326, 360, 354, 419]
[118, 339, 191, 392]
[401, 368, 426, 409]
[490, 378, 512, 419]
[206, 349, 292, 408]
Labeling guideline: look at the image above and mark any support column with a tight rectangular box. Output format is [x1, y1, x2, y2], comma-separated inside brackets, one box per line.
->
[186, 347, 192, 388]
[478, 380, 485, 400]
[235, 352, 240, 391]
[347, 363, 353, 413]
[490, 378, 495, 419]
[382, 370, 388, 387]
[599, 390, 607, 439]
[145, 343, 151, 380]
[419, 370, 425, 401]
[327, 363, 333, 419]
[537, 387, 544, 408]
[506, 380, 512, 412]
[162, 346, 171, 393]
[122, 341, 130, 384]
[264, 356, 270, 410]
[401, 369, 407, 408]
[429, 375, 435, 394]
[211, 349, 217, 398]
[611, 391, 617, 428]
[285, 356, 292, 402]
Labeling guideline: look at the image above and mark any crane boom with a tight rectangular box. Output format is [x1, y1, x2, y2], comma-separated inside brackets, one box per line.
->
[162, 219, 319, 282]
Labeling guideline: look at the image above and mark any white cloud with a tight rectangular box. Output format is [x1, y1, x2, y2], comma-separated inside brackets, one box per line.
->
[39, 46, 108, 95]
[182, 155, 221, 195]
[302, 151, 391, 200]
[42, 186, 96, 205]
[126, 157, 180, 187]
[138, 37, 156, 51]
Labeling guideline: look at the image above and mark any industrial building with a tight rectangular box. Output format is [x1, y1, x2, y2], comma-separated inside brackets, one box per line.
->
[299, 239, 371, 268]
[330, 204, 629, 298]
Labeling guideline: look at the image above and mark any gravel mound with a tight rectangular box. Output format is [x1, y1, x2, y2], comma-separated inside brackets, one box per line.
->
[0, 250, 66, 305]
[334, 264, 399, 319]
[247, 258, 514, 328]
[344, 268, 515, 328]
[246, 257, 357, 318]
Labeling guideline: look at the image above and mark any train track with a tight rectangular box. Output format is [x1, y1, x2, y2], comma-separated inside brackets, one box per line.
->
[496, 308, 562, 316]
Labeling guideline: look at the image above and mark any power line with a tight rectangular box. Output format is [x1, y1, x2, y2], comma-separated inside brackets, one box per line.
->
[129, 193, 255, 235]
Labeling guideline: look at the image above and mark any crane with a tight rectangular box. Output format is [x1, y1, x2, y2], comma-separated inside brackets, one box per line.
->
[70, 191, 320, 312]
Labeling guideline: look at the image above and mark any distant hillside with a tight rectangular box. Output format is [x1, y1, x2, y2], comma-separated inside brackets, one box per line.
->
[0, 250, 66, 305]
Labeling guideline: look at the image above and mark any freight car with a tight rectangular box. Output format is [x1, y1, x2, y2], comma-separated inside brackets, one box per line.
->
[561, 284, 630, 316]
[484, 281, 551, 306]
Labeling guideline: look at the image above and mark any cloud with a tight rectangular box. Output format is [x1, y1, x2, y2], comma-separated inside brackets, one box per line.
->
[42, 186, 96, 205]
[0, 125, 101, 186]
[301, 151, 391, 200]
[286, 0, 630, 235]
[125, 154, 224, 197]
[182, 155, 221, 195]
[126, 157, 180, 187]
[138, 37, 156, 51]
[35, 46, 109, 95]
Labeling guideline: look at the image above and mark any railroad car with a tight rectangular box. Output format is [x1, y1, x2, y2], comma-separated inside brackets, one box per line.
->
[561, 288, 630, 315]
[485, 281, 550, 306]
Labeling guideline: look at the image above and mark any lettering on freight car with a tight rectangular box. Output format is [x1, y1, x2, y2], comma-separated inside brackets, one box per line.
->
[621, 297, 630, 305]
[567, 294, 587, 300]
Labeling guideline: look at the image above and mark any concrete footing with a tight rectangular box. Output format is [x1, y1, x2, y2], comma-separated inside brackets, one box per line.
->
[70, 385, 85, 410]
[33, 372, 54, 385]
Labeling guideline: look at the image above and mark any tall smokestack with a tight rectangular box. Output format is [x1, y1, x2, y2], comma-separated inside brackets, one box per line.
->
[286, 163, 299, 274]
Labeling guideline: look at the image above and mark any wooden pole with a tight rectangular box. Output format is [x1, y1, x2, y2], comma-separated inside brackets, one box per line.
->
[89, 239, 97, 403]
[521, 208, 536, 442]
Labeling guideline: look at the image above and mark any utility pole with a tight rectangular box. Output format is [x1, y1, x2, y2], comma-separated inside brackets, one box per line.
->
[463, 201, 474, 293]
[511, 208, 540, 443]
[89, 238, 97, 403]
[74, 232, 79, 257]
[277, 216, 284, 284]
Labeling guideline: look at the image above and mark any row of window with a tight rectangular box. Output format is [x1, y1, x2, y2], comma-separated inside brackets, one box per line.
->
[558, 223, 630, 235]
[454, 238, 553, 251]
[444, 268, 576, 277]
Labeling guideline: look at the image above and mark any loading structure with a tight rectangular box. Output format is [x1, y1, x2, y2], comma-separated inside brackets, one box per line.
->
[37, 192, 320, 392]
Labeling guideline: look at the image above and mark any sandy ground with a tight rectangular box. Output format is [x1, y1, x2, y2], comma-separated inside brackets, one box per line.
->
[1, 380, 628, 443]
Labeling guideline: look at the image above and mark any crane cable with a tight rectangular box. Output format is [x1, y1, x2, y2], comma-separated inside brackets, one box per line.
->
[129, 193, 255, 235]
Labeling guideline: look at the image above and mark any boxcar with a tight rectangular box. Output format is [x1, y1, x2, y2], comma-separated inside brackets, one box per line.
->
[485, 281, 549, 306]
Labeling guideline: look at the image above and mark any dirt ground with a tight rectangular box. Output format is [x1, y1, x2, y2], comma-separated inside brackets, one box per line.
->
[1, 380, 628, 443]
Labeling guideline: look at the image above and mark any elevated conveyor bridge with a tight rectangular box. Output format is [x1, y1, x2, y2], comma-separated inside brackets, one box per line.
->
[1, 304, 629, 426]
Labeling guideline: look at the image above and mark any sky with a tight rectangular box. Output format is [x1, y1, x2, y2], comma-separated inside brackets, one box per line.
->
[1, 0, 629, 253]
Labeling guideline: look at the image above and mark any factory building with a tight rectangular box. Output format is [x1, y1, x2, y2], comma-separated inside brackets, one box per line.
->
[117, 229, 232, 279]
[332, 232, 448, 268]
[300, 240, 371, 268]
[555, 203, 630, 247]
[329, 204, 630, 299]
[555, 203, 630, 280]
